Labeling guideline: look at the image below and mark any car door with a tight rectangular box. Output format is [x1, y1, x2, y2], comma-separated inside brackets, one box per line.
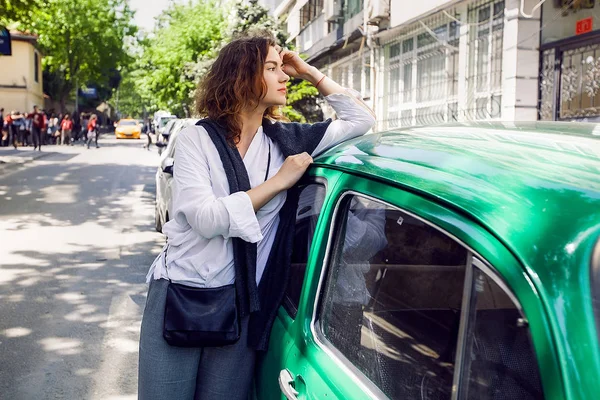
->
[265, 171, 561, 400]
[254, 168, 343, 398]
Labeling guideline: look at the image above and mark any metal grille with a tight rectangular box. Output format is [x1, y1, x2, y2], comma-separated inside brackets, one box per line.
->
[378, 10, 460, 130]
[539, 48, 556, 121]
[464, 0, 504, 121]
[376, 0, 505, 131]
[559, 43, 600, 119]
[539, 42, 600, 121]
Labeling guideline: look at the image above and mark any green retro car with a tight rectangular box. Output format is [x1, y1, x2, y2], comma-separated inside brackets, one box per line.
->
[254, 122, 600, 400]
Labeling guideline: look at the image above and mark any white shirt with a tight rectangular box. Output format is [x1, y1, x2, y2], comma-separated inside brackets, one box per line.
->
[146, 89, 376, 287]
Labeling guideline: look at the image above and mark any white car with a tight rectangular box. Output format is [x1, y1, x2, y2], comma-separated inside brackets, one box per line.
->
[156, 119, 179, 153]
[155, 118, 200, 232]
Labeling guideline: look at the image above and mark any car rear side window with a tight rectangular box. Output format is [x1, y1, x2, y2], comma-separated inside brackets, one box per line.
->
[459, 262, 544, 399]
[284, 184, 327, 318]
[318, 194, 469, 399]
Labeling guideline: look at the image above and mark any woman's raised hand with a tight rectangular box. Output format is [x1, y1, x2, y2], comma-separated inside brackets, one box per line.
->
[275, 45, 312, 80]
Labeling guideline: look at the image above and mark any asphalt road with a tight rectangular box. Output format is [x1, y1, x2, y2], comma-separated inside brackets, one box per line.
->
[0, 136, 164, 399]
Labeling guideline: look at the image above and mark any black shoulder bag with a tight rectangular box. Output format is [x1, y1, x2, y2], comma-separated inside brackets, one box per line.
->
[162, 141, 271, 348]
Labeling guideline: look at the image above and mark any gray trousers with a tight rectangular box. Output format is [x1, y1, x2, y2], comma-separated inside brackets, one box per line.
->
[138, 279, 256, 400]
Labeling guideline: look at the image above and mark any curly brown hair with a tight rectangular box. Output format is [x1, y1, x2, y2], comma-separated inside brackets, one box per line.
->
[195, 35, 287, 146]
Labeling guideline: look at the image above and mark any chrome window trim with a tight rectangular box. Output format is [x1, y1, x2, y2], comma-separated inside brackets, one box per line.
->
[309, 189, 534, 399]
[590, 236, 600, 341]
[471, 257, 525, 316]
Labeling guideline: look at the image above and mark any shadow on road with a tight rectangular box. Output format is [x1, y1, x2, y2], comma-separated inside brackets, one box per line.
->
[0, 147, 164, 399]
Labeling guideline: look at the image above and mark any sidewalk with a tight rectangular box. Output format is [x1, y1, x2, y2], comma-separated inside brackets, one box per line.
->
[0, 147, 51, 164]
[0, 147, 52, 175]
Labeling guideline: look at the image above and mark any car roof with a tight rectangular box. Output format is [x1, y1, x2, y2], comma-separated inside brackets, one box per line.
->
[315, 121, 600, 284]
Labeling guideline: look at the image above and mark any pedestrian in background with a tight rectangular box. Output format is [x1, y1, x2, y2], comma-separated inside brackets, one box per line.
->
[13, 112, 27, 147]
[86, 114, 99, 149]
[138, 33, 376, 400]
[0, 108, 4, 146]
[72, 112, 81, 142]
[28, 105, 45, 151]
[81, 113, 89, 144]
[5, 111, 19, 149]
[47, 113, 59, 144]
[143, 118, 152, 150]
[60, 114, 73, 145]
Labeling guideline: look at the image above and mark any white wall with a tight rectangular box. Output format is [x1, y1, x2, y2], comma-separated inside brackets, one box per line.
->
[390, 0, 457, 27]
[541, 1, 599, 45]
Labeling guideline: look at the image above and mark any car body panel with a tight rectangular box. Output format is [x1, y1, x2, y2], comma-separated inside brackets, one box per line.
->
[258, 168, 564, 399]
[115, 119, 141, 139]
[311, 122, 600, 398]
[256, 122, 600, 399]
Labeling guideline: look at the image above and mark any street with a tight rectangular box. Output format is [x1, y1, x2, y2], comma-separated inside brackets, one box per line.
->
[0, 137, 163, 399]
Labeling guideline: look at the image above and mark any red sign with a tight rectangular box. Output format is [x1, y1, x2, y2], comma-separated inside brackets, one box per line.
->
[576, 17, 593, 35]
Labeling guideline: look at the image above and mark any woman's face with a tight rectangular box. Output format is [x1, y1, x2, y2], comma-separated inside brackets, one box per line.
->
[259, 46, 289, 108]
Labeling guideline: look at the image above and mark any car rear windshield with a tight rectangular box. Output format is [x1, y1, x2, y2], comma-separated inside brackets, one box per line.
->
[119, 121, 137, 126]
[160, 118, 175, 128]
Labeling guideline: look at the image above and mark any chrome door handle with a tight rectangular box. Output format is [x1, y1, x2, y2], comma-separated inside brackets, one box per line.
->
[278, 369, 299, 400]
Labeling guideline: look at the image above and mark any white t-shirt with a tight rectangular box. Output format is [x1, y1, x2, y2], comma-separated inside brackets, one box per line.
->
[146, 89, 376, 287]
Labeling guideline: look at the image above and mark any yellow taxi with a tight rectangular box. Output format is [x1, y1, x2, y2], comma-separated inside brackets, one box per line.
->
[115, 119, 141, 139]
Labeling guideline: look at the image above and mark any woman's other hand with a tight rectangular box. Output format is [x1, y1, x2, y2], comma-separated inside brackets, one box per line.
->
[273, 152, 313, 190]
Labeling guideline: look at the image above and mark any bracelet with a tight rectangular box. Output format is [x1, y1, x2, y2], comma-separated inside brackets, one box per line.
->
[315, 75, 326, 89]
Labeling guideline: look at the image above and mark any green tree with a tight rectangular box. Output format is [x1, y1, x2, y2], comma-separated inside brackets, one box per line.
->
[113, 63, 156, 118]
[0, 0, 46, 26]
[19, 0, 136, 112]
[139, 0, 225, 116]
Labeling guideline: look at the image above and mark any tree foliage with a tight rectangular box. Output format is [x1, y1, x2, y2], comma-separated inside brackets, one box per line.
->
[136, 0, 224, 117]
[116, 0, 321, 122]
[18, 0, 136, 111]
[0, 0, 45, 26]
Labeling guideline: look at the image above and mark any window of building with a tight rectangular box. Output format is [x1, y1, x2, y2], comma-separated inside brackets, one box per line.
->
[284, 184, 327, 318]
[379, 1, 504, 130]
[343, 0, 363, 21]
[467, 0, 504, 120]
[300, 0, 324, 28]
[383, 17, 460, 129]
[331, 53, 370, 99]
[34, 52, 39, 83]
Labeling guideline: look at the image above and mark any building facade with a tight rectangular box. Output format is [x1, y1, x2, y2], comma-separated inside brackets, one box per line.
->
[0, 31, 44, 114]
[276, 0, 548, 131]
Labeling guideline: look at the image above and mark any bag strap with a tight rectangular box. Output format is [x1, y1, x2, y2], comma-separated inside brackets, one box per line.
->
[264, 141, 271, 182]
[163, 245, 170, 282]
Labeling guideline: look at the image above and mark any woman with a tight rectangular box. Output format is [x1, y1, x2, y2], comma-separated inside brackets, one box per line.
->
[47, 113, 59, 144]
[81, 113, 89, 144]
[138, 34, 375, 400]
[86, 114, 98, 149]
[3, 111, 17, 149]
[60, 114, 73, 145]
